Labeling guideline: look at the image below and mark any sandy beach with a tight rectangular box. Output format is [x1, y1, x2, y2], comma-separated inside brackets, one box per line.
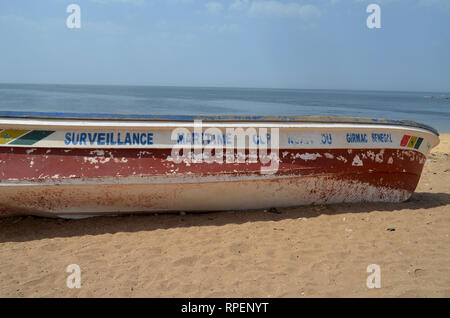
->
[0, 135, 448, 298]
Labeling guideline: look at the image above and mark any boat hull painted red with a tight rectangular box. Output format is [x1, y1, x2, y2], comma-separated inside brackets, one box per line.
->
[0, 147, 425, 216]
[0, 115, 439, 217]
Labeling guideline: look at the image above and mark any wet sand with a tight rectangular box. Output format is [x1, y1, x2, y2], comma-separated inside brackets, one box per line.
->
[0, 135, 449, 297]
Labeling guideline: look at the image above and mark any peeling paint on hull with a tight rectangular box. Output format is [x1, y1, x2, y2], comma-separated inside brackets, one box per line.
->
[0, 148, 425, 182]
[0, 174, 412, 217]
[0, 147, 425, 216]
[0, 116, 440, 216]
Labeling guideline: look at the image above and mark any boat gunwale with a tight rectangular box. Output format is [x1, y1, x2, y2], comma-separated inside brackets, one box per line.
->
[0, 111, 440, 136]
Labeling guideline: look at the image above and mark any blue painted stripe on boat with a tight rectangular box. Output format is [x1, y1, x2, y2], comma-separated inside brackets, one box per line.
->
[0, 110, 439, 135]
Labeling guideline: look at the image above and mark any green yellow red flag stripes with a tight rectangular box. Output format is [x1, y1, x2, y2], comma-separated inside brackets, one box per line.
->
[9, 130, 55, 145]
[0, 129, 30, 144]
[400, 135, 423, 149]
[407, 136, 418, 148]
[413, 137, 424, 149]
[0, 129, 54, 145]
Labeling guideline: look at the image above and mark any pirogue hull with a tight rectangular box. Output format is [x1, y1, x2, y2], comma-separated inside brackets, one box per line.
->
[0, 112, 440, 217]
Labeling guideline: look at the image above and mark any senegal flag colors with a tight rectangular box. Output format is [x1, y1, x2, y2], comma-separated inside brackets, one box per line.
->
[400, 135, 424, 149]
[0, 129, 54, 145]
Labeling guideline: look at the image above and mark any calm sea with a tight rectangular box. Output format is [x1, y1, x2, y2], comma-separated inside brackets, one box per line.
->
[0, 84, 448, 133]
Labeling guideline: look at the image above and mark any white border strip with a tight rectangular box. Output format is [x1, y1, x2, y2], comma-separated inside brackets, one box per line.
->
[0, 118, 439, 136]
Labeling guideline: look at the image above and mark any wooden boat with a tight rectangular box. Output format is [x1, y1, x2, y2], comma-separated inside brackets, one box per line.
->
[0, 111, 440, 217]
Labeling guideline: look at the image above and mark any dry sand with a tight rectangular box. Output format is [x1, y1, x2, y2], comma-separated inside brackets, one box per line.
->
[0, 135, 449, 298]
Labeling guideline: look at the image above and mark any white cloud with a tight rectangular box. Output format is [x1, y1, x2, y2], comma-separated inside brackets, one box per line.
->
[205, 2, 224, 14]
[165, 0, 194, 4]
[230, 0, 250, 11]
[418, 0, 450, 9]
[353, 0, 450, 9]
[91, 0, 146, 5]
[352, 0, 396, 4]
[249, 1, 322, 19]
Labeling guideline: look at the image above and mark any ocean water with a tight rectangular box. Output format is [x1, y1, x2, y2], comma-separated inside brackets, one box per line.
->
[0, 84, 448, 133]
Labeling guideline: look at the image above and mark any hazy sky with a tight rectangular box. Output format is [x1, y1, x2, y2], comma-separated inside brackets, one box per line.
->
[0, 0, 449, 91]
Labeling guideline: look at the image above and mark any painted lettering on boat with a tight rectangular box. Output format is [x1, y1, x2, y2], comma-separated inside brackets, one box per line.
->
[371, 133, 392, 143]
[176, 132, 271, 146]
[64, 132, 154, 146]
[287, 136, 314, 145]
[321, 133, 333, 145]
[346, 133, 368, 143]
